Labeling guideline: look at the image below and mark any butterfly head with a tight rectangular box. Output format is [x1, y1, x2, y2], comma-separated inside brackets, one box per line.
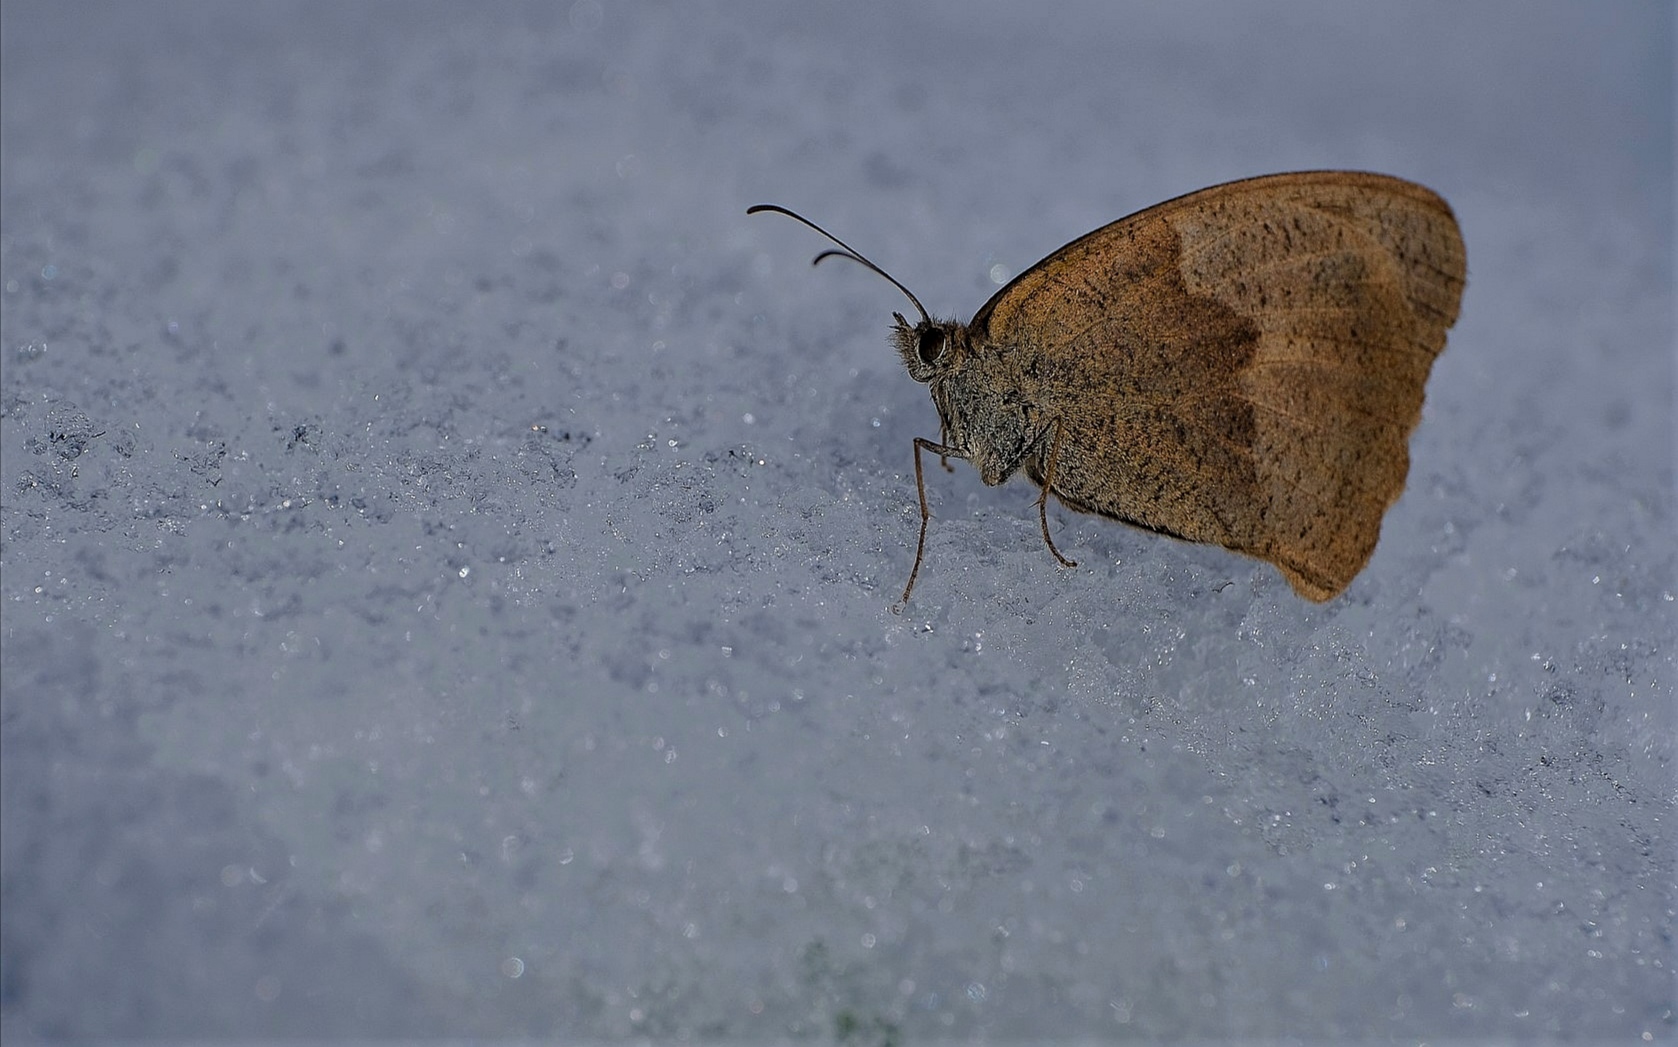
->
[892, 312, 966, 384]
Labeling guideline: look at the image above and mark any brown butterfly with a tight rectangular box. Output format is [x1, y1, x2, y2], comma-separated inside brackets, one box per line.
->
[750, 171, 1466, 608]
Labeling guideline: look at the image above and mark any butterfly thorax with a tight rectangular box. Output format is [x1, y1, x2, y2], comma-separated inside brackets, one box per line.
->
[893, 313, 1046, 487]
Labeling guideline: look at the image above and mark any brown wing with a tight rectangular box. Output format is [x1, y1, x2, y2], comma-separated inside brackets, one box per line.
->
[971, 171, 1466, 599]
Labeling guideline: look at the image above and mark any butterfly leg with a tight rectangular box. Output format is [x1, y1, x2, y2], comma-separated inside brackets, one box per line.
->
[895, 436, 965, 612]
[1035, 419, 1078, 569]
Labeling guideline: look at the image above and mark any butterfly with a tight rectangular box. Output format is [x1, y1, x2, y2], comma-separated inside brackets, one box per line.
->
[751, 171, 1466, 607]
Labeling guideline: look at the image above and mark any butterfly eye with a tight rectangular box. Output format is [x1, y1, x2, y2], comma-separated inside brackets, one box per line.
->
[917, 328, 946, 366]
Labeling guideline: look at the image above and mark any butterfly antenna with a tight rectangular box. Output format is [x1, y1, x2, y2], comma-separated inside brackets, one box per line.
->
[747, 204, 931, 325]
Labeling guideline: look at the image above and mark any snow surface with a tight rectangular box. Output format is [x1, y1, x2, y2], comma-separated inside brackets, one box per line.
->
[1, 0, 1672, 1041]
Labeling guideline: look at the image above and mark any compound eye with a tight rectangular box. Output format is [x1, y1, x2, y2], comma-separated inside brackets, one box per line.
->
[917, 328, 945, 366]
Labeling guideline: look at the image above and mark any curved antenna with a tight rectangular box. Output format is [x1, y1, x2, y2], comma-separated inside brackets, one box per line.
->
[747, 204, 930, 325]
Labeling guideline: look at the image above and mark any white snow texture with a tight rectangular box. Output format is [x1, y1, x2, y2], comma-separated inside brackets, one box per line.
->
[1, 0, 1672, 1041]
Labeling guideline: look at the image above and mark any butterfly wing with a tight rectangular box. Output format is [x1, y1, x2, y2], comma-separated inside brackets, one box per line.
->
[970, 171, 1466, 599]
